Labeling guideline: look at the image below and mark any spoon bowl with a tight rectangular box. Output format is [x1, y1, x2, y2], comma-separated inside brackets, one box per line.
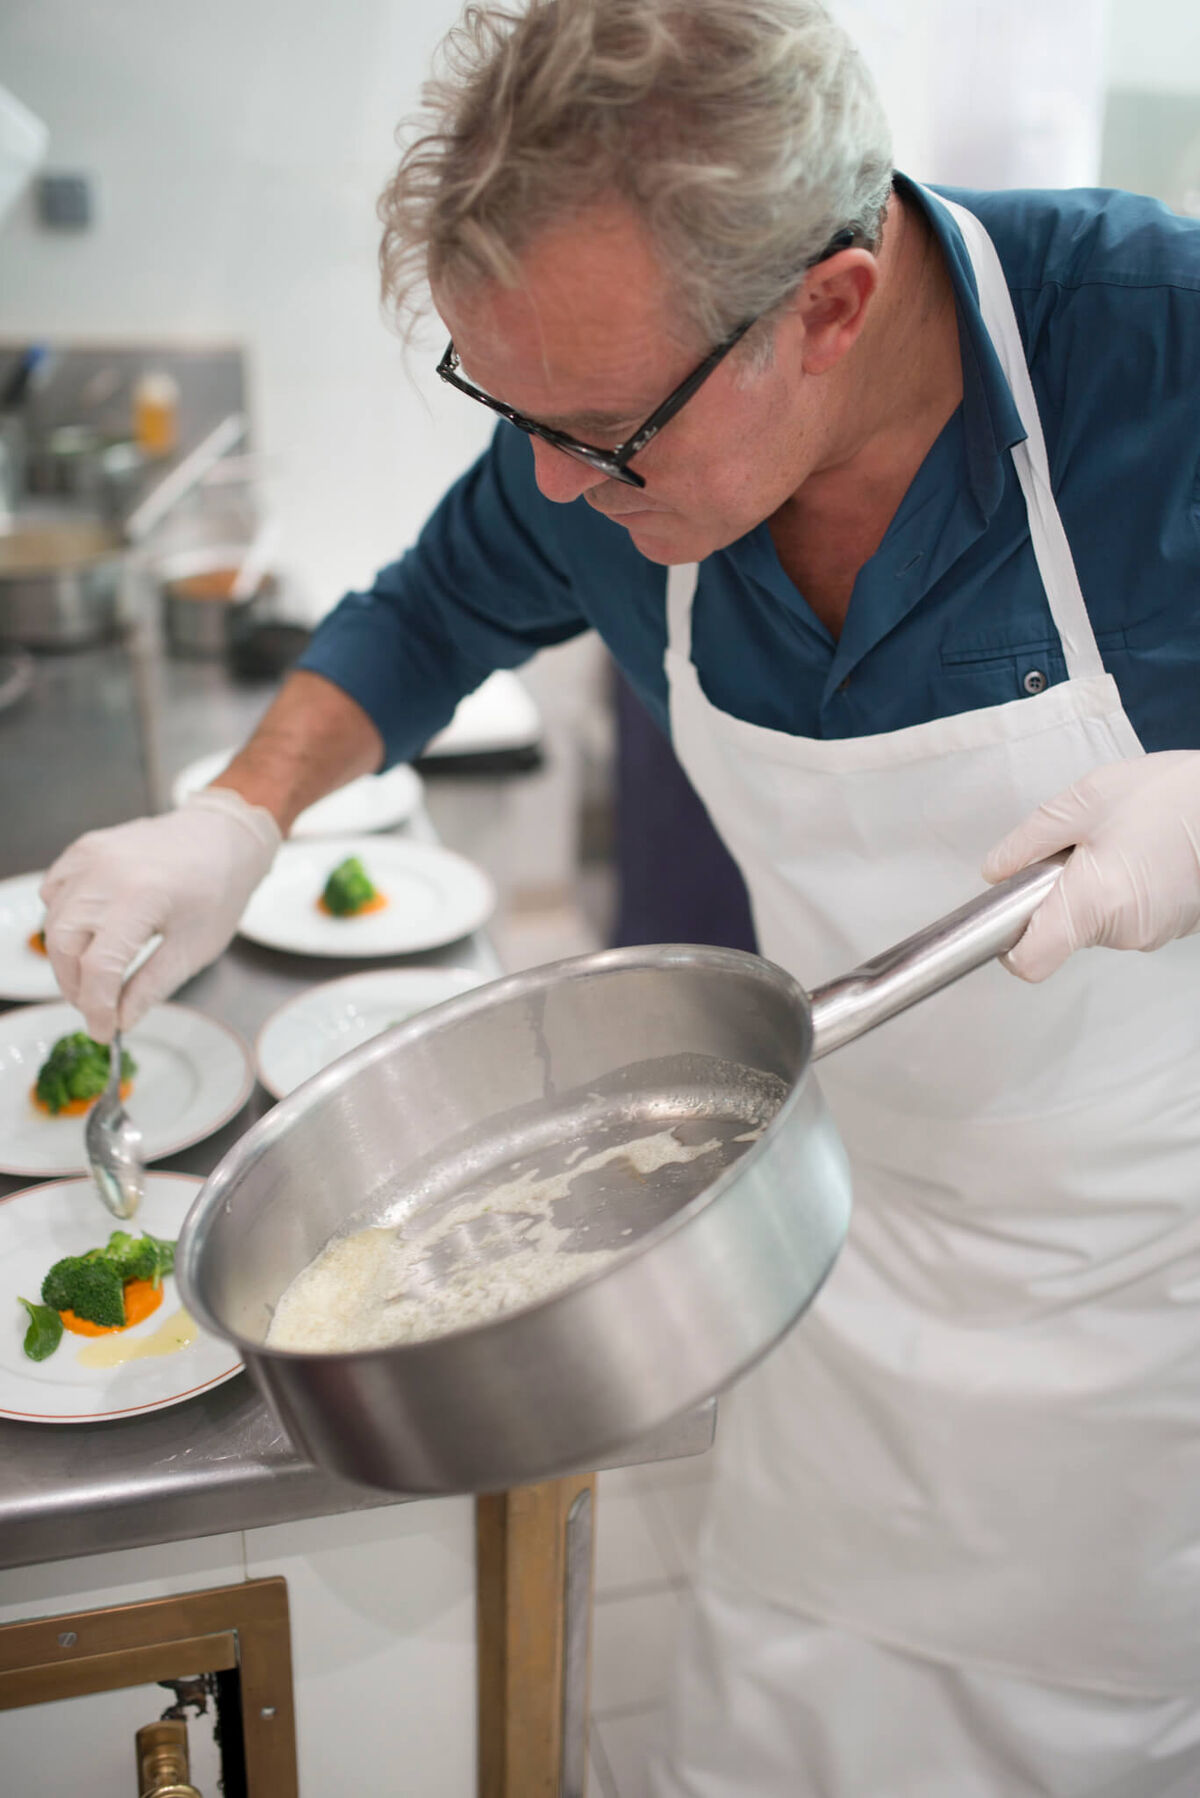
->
[84, 1029, 144, 1219]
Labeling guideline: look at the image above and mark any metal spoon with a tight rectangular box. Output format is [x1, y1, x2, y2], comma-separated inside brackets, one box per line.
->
[85, 1029, 144, 1219]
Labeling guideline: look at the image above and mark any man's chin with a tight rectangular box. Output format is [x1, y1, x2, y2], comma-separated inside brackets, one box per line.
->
[609, 509, 713, 564]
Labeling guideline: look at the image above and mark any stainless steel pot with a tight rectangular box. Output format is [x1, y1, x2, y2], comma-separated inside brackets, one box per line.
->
[177, 854, 1066, 1495]
[154, 544, 263, 659]
[0, 517, 124, 648]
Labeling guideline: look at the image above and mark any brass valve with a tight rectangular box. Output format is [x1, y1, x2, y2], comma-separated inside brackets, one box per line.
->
[135, 1718, 202, 1798]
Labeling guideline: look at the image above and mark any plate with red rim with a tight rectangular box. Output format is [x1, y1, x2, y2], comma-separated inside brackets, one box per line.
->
[0, 870, 58, 1002]
[0, 1173, 243, 1423]
[237, 835, 497, 959]
[0, 1001, 254, 1178]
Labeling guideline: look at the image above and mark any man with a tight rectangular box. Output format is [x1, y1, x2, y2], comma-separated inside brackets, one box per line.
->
[42, 1, 1200, 1790]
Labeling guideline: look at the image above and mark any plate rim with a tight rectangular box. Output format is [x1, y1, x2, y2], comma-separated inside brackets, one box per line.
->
[253, 962, 490, 1099]
[0, 1172, 243, 1423]
[237, 834, 496, 959]
[0, 1000, 255, 1178]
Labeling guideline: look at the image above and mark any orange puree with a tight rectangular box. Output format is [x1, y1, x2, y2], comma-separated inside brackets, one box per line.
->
[60, 1278, 164, 1337]
[31, 1079, 133, 1118]
[316, 891, 389, 917]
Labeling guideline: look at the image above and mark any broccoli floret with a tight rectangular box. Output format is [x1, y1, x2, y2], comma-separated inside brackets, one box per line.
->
[39, 1229, 176, 1326]
[34, 1032, 137, 1115]
[41, 1255, 126, 1326]
[102, 1230, 139, 1269]
[104, 1229, 175, 1286]
[321, 855, 379, 917]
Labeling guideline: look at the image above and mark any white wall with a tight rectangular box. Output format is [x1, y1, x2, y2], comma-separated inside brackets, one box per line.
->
[0, 0, 493, 614]
[1105, 0, 1200, 93]
[832, 0, 1109, 188]
[0, 0, 1144, 620]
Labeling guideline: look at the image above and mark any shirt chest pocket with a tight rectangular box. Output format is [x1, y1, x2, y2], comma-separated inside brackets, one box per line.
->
[940, 627, 1128, 709]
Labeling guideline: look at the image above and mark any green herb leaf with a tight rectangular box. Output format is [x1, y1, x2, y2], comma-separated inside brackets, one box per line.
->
[19, 1296, 63, 1362]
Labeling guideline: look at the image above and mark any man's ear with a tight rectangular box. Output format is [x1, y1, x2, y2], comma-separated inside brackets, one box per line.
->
[794, 250, 878, 375]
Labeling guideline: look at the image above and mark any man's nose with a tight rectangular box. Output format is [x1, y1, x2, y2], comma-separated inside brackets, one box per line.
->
[530, 438, 608, 504]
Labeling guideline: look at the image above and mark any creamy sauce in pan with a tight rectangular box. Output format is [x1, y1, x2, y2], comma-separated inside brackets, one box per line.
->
[267, 1125, 730, 1353]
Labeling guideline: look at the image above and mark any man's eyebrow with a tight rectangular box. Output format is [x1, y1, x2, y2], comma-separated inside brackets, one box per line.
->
[537, 405, 646, 434]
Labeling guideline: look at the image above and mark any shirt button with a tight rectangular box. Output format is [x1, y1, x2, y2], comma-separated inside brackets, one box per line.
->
[1023, 669, 1047, 695]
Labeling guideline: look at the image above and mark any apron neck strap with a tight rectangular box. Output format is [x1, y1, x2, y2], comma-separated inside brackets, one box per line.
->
[928, 190, 1105, 683]
[667, 562, 701, 661]
[667, 196, 1105, 687]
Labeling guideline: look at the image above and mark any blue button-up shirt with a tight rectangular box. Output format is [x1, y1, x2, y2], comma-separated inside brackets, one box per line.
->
[299, 175, 1200, 762]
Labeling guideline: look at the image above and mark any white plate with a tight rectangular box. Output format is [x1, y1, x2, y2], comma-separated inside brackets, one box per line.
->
[422, 669, 541, 759]
[0, 871, 57, 1001]
[255, 965, 491, 1099]
[0, 1174, 242, 1423]
[0, 1002, 254, 1178]
[237, 836, 496, 959]
[171, 751, 423, 839]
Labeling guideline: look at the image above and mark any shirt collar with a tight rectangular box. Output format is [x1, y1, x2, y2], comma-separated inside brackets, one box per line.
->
[893, 171, 1027, 520]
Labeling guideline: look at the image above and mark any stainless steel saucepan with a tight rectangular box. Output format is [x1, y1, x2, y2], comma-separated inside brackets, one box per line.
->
[177, 853, 1066, 1495]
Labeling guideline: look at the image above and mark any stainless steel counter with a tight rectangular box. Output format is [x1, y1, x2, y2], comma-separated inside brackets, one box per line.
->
[0, 634, 714, 1572]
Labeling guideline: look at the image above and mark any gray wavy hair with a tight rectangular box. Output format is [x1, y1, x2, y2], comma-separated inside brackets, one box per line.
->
[379, 0, 893, 348]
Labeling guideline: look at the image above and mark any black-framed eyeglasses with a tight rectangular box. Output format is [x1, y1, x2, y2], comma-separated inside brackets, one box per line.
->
[436, 226, 860, 489]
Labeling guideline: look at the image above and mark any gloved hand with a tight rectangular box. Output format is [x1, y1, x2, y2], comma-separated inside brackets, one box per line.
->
[981, 751, 1200, 982]
[40, 787, 282, 1040]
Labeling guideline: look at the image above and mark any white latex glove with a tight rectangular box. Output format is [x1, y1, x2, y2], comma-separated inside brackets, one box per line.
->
[981, 751, 1200, 982]
[40, 787, 282, 1040]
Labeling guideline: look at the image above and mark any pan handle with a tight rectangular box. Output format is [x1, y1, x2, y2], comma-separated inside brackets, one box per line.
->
[808, 851, 1069, 1062]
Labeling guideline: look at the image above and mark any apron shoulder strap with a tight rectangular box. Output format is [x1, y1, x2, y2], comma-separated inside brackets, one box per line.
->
[930, 192, 1105, 683]
[666, 562, 701, 662]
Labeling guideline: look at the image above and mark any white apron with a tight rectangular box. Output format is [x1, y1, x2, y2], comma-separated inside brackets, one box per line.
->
[654, 192, 1200, 1785]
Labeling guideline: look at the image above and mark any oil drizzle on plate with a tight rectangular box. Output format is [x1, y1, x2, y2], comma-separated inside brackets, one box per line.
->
[75, 1309, 197, 1369]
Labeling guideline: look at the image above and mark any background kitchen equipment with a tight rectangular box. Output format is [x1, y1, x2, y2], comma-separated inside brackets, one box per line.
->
[154, 540, 276, 659]
[0, 412, 245, 651]
[151, 515, 308, 668]
[178, 855, 1065, 1497]
[0, 514, 123, 650]
[0, 342, 248, 650]
[0, 343, 245, 503]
